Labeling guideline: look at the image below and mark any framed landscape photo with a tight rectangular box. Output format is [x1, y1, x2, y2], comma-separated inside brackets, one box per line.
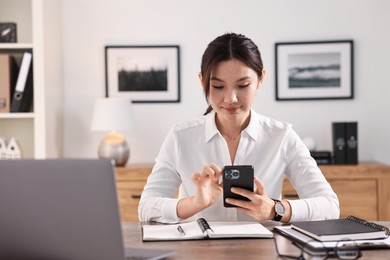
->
[275, 40, 353, 101]
[105, 45, 180, 103]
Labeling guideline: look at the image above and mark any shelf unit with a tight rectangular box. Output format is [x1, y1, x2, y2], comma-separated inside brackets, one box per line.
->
[283, 162, 390, 221]
[0, 0, 62, 158]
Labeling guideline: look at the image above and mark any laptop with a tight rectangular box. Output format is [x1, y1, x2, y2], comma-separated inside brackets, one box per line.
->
[0, 159, 174, 260]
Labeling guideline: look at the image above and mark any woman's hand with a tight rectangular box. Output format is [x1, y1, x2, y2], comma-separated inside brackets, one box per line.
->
[191, 163, 223, 208]
[176, 163, 223, 219]
[225, 177, 282, 221]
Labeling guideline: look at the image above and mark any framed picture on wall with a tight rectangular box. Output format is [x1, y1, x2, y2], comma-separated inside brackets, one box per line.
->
[105, 45, 180, 103]
[275, 40, 353, 101]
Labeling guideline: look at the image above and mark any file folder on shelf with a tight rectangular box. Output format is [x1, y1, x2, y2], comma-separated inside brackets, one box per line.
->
[332, 122, 358, 164]
[0, 54, 13, 113]
[11, 52, 33, 113]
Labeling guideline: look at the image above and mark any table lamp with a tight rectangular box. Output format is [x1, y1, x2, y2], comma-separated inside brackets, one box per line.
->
[91, 97, 134, 166]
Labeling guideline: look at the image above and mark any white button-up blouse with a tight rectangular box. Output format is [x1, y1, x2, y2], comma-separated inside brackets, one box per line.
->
[138, 110, 339, 223]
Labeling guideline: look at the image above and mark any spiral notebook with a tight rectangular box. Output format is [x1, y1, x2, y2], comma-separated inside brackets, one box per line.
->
[142, 218, 273, 241]
[274, 226, 390, 251]
[291, 216, 389, 242]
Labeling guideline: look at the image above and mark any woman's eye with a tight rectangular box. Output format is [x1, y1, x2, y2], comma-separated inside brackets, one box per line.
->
[212, 85, 223, 89]
[239, 84, 250, 88]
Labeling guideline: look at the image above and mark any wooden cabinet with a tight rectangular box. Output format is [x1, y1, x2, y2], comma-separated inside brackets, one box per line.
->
[116, 163, 390, 221]
[283, 163, 390, 221]
[115, 165, 152, 221]
[0, 0, 62, 158]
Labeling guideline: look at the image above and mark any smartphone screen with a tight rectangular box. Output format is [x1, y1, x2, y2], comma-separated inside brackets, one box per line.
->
[222, 165, 254, 207]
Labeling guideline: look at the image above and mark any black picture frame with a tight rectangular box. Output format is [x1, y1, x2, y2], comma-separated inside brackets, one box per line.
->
[275, 40, 353, 101]
[105, 45, 180, 103]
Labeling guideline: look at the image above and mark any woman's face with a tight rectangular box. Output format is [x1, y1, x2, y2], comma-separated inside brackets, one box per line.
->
[207, 59, 263, 123]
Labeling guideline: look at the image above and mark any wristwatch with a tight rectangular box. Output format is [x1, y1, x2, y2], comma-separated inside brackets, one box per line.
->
[272, 199, 285, 221]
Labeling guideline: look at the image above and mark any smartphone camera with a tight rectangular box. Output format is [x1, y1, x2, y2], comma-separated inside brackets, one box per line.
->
[223, 165, 254, 207]
[224, 169, 240, 180]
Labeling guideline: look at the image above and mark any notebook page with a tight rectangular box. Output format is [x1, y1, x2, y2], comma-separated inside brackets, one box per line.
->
[207, 222, 273, 238]
[143, 221, 205, 241]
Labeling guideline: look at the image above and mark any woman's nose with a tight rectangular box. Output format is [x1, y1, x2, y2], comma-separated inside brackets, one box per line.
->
[224, 89, 238, 103]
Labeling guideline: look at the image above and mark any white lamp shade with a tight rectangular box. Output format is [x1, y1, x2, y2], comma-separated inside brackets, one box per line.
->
[91, 97, 134, 131]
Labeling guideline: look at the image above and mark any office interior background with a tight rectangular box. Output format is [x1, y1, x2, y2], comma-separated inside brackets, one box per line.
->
[60, 0, 388, 165]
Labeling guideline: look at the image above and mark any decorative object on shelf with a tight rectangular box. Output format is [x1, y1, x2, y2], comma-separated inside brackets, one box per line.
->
[302, 136, 317, 151]
[275, 40, 353, 100]
[332, 122, 358, 164]
[0, 137, 7, 159]
[105, 45, 180, 103]
[302, 137, 332, 165]
[91, 97, 134, 166]
[0, 22, 17, 43]
[310, 151, 332, 165]
[6, 137, 21, 159]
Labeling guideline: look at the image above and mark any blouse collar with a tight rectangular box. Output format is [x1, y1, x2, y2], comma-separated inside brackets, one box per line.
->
[204, 109, 259, 142]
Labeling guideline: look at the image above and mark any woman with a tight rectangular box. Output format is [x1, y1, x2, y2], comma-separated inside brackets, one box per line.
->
[138, 33, 339, 224]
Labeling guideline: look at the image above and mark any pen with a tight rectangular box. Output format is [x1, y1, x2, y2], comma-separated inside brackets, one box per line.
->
[177, 225, 185, 236]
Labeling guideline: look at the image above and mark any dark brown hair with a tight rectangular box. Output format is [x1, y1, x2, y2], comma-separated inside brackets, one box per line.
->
[200, 33, 264, 115]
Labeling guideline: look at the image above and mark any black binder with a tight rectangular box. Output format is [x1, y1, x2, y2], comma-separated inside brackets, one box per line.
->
[332, 122, 358, 164]
[10, 52, 33, 112]
[346, 122, 358, 164]
[332, 122, 347, 164]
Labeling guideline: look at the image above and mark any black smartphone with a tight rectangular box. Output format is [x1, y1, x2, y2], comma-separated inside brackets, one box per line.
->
[222, 165, 254, 207]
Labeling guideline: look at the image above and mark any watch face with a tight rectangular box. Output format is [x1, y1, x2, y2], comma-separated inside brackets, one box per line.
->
[275, 202, 285, 215]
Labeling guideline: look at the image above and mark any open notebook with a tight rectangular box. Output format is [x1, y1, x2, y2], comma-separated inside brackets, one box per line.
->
[143, 218, 273, 241]
[0, 159, 174, 260]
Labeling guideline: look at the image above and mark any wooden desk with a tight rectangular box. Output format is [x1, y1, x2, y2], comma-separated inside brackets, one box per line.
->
[116, 162, 390, 221]
[121, 221, 390, 259]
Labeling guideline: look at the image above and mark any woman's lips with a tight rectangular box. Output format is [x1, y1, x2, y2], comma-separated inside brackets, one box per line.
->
[224, 107, 240, 113]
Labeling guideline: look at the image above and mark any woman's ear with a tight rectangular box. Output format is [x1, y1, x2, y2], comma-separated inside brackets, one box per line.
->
[198, 72, 206, 92]
[257, 69, 266, 89]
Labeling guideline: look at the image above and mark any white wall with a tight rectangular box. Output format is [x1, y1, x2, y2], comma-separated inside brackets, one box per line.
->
[62, 0, 390, 165]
